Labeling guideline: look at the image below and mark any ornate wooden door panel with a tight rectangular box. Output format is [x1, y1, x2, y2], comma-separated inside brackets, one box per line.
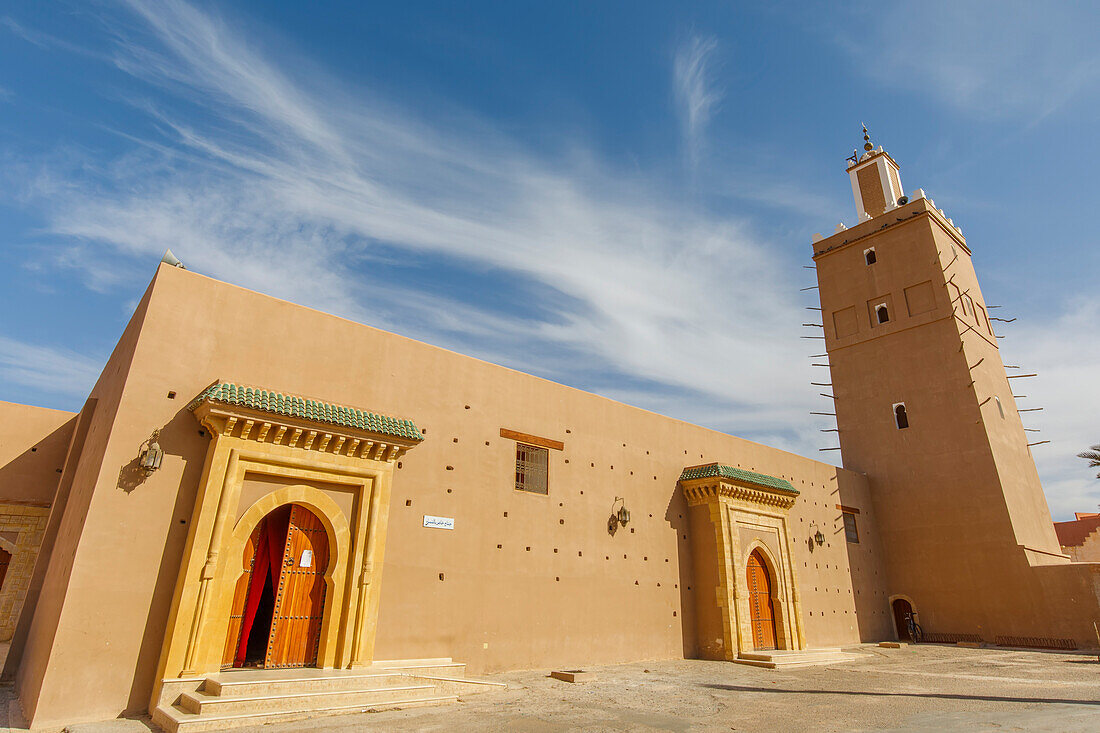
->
[222, 524, 262, 667]
[265, 504, 329, 668]
[746, 550, 777, 650]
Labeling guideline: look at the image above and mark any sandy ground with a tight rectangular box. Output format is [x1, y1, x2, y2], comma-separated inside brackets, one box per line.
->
[6, 644, 1100, 732]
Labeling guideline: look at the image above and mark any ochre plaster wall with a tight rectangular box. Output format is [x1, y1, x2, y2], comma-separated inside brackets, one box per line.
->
[0, 402, 75, 641]
[15, 265, 890, 728]
[0, 401, 75, 505]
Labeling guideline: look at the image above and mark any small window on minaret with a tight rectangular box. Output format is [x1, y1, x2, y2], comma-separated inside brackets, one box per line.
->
[995, 397, 1004, 419]
[876, 304, 890, 324]
[864, 248, 877, 265]
[894, 403, 909, 429]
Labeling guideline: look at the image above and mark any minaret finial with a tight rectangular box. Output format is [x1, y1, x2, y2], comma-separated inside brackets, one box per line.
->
[862, 123, 873, 152]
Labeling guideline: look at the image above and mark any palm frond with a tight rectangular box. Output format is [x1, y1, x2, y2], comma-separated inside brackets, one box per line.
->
[1077, 445, 1100, 477]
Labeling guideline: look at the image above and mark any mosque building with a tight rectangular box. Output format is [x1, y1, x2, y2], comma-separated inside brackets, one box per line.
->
[0, 132, 1096, 731]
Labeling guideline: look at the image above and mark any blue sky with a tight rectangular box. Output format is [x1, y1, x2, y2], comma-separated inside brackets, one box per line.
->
[1, 1, 1098, 519]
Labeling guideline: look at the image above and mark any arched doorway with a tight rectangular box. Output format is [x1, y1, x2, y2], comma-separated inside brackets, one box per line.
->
[892, 598, 914, 642]
[746, 549, 777, 650]
[222, 503, 330, 669]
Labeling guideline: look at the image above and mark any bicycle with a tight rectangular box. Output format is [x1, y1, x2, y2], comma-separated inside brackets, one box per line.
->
[906, 612, 924, 644]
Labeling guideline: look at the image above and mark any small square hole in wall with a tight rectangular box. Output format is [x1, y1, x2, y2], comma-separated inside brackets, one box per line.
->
[167, 391, 176, 399]
[630, 528, 635, 534]
[405, 500, 412, 507]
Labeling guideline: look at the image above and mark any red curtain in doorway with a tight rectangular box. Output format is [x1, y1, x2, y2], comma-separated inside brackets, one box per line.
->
[234, 507, 291, 666]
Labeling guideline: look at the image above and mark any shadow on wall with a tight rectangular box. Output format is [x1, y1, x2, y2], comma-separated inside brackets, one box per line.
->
[664, 484, 696, 659]
[835, 473, 893, 644]
[0, 420, 75, 506]
[123, 408, 210, 714]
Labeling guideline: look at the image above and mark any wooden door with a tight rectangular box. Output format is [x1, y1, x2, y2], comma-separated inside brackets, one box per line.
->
[265, 505, 329, 668]
[222, 524, 262, 667]
[0, 548, 11, 594]
[892, 598, 914, 642]
[746, 550, 777, 650]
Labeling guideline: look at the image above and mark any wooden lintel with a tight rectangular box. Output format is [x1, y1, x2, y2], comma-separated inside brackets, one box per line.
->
[499, 428, 564, 451]
[836, 504, 861, 515]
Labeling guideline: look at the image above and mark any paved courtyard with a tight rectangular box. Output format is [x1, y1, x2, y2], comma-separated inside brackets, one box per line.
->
[7, 644, 1100, 732]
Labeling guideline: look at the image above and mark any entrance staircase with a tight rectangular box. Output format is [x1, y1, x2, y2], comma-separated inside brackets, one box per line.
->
[735, 648, 864, 669]
[152, 658, 505, 732]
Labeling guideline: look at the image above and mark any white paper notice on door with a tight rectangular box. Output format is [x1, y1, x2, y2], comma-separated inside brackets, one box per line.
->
[299, 549, 313, 568]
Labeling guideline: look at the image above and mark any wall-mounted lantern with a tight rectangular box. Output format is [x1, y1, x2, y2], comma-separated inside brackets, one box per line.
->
[814, 529, 825, 546]
[139, 429, 164, 476]
[608, 496, 631, 534]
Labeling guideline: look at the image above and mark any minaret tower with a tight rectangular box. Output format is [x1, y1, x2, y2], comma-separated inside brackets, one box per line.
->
[810, 128, 1099, 646]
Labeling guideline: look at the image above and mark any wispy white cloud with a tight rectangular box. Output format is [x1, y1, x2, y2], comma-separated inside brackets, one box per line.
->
[1001, 297, 1100, 520]
[2, 0, 827, 445]
[0, 335, 101, 397]
[673, 35, 723, 168]
[823, 2, 1100, 121]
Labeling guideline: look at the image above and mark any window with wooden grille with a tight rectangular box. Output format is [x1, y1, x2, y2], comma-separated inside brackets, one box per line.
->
[842, 511, 859, 543]
[514, 443, 548, 494]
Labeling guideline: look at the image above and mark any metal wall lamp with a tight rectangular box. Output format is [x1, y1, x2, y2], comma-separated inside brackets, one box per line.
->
[139, 429, 164, 475]
[608, 496, 631, 533]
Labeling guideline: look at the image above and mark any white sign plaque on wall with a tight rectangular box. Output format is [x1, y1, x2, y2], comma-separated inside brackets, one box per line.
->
[423, 515, 455, 530]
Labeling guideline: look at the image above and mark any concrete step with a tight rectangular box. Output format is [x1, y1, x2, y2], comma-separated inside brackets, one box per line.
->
[371, 659, 467, 677]
[401, 674, 508, 696]
[152, 658, 497, 732]
[735, 648, 862, 669]
[180, 683, 437, 716]
[205, 671, 408, 697]
[155, 693, 458, 733]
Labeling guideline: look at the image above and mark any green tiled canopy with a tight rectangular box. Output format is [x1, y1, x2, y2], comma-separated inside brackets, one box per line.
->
[188, 382, 423, 442]
[679, 463, 798, 494]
